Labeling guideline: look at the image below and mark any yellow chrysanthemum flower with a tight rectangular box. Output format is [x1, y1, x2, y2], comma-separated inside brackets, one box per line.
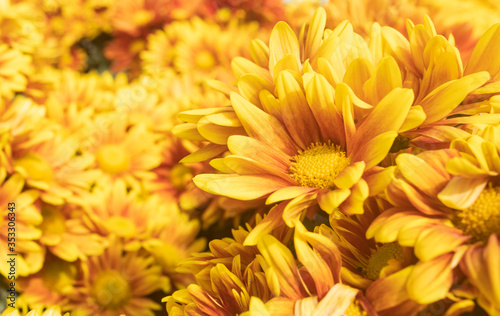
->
[37, 202, 108, 262]
[83, 115, 162, 190]
[68, 237, 168, 316]
[367, 137, 500, 314]
[177, 8, 421, 241]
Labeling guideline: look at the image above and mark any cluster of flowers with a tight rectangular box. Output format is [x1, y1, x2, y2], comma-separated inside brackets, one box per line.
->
[1, 0, 499, 315]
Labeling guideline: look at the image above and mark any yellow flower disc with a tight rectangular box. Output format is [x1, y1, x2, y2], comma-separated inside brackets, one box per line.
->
[96, 144, 131, 175]
[91, 270, 132, 310]
[365, 243, 403, 281]
[344, 299, 367, 316]
[195, 50, 216, 69]
[453, 185, 500, 243]
[289, 142, 350, 189]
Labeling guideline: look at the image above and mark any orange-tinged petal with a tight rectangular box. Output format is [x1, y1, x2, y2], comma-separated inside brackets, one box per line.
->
[266, 186, 316, 204]
[227, 135, 291, 171]
[460, 234, 500, 315]
[363, 56, 403, 105]
[396, 153, 449, 196]
[414, 225, 470, 261]
[222, 155, 295, 182]
[193, 174, 289, 200]
[283, 192, 318, 226]
[317, 188, 351, 214]
[294, 221, 334, 297]
[244, 202, 287, 246]
[230, 92, 298, 156]
[366, 266, 412, 311]
[276, 70, 321, 149]
[273, 54, 302, 80]
[465, 24, 500, 77]
[178, 107, 233, 124]
[407, 254, 454, 304]
[438, 176, 488, 210]
[257, 234, 306, 300]
[269, 22, 301, 75]
[381, 26, 418, 75]
[419, 72, 490, 124]
[250, 39, 270, 68]
[312, 283, 358, 316]
[352, 88, 413, 154]
[304, 73, 345, 147]
[206, 111, 242, 127]
[259, 89, 282, 120]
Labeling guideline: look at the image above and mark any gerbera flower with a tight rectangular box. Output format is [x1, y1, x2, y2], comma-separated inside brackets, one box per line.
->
[68, 237, 168, 316]
[0, 45, 32, 99]
[0, 171, 43, 278]
[367, 137, 500, 314]
[178, 8, 417, 239]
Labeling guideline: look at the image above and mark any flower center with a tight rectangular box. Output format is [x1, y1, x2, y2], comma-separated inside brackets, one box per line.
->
[195, 50, 216, 69]
[40, 205, 66, 235]
[96, 144, 131, 175]
[289, 142, 350, 189]
[365, 243, 403, 281]
[91, 270, 132, 310]
[14, 153, 54, 182]
[452, 185, 500, 243]
[105, 216, 137, 238]
[170, 163, 194, 191]
[344, 299, 367, 316]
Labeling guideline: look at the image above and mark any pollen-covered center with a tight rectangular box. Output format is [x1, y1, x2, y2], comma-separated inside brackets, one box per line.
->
[91, 270, 132, 310]
[344, 299, 367, 316]
[365, 243, 403, 281]
[96, 144, 131, 175]
[453, 185, 500, 243]
[289, 142, 350, 189]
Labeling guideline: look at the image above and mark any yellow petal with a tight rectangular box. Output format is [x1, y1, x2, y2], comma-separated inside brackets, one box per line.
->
[172, 123, 206, 141]
[193, 174, 289, 200]
[407, 254, 454, 304]
[283, 192, 318, 227]
[250, 39, 270, 68]
[269, 22, 301, 75]
[244, 203, 287, 246]
[351, 131, 398, 170]
[232, 57, 272, 82]
[197, 116, 246, 145]
[399, 105, 426, 132]
[438, 176, 488, 210]
[363, 56, 403, 105]
[304, 8, 327, 59]
[465, 24, 500, 77]
[180, 143, 227, 163]
[276, 70, 321, 149]
[339, 179, 369, 215]
[317, 189, 351, 214]
[266, 186, 316, 204]
[333, 161, 365, 190]
[414, 225, 470, 261]
[396, 153, 449, 196]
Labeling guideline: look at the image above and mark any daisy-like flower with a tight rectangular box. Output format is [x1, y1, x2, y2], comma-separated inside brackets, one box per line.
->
[172, 16, 259, 83]
[37, 201, 108, 262]
[367, 135, 500, 314]
[0, 45, 32, 99]
[178, 8, 418, 239]
[68, 237, 168, 316]
[13, 132, 99, 205]
[83, 114, 162, 190]
[0, 171, 43, 278]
